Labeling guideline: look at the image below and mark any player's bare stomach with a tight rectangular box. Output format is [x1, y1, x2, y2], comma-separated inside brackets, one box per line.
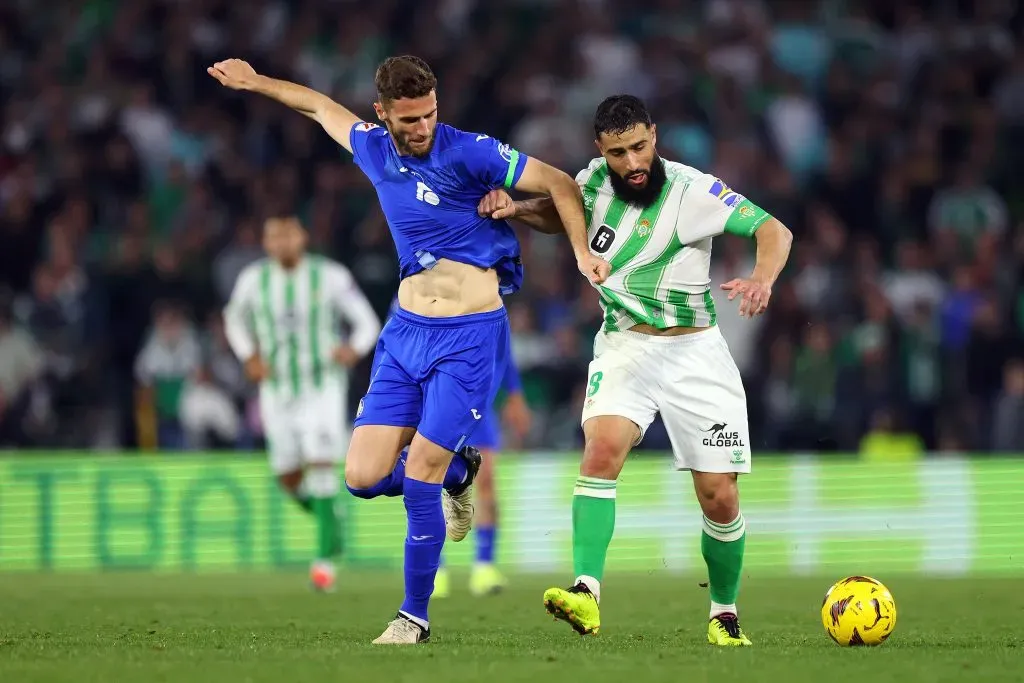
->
[628, 323, 704, 337]
[397, 259, 503, 317]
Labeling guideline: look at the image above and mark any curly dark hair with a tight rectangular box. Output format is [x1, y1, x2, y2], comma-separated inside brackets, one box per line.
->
[593, 95, 652, 138]
[375, 55, 437, 104]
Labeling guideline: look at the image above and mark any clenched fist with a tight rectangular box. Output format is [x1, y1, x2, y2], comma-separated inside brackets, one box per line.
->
[578, 253, 612, 285]
[477, 189, 516, 220]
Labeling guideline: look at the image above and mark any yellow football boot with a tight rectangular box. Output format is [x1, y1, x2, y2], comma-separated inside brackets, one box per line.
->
[543, 582, 600, 635]
[707, 613, 752, 646]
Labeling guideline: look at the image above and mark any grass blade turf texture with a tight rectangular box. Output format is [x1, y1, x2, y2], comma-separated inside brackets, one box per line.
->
[0, 572, 1020, 683]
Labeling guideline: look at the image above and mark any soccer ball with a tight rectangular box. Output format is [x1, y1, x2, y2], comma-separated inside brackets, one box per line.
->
[820, 575, 897, 646]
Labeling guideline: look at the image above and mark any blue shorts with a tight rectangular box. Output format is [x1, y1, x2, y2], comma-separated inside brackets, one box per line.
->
[354, 306, 510, 453]
[470, 409, 501, 451]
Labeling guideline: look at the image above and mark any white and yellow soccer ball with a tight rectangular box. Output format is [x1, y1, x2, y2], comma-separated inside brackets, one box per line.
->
[821, 575, 897, 646]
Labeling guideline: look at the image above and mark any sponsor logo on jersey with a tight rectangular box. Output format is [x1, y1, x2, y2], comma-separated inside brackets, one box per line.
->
[591, 224, 616, 254]
[355, 122, 379, 132]
[415, 181, 440, 206]
[708, 178, 745, 208]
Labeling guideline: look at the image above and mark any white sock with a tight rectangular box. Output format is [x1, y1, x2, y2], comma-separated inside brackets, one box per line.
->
[399, 610, 429, 630]
[710, 602, 737, 618]
[575, 575, 601, 603]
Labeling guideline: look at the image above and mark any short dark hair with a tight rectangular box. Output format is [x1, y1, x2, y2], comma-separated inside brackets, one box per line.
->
[593, 95, 652, 138]
[375, 55, 437, 104]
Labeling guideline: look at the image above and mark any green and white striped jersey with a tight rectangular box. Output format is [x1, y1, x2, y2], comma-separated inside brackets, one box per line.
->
[577, 157, 771, 332]
[223, 256, 381, 397]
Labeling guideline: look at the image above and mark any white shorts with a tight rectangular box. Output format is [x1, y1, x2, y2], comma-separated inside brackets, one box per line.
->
[259, 378, 348, 475]
[581, 326, 751, 474]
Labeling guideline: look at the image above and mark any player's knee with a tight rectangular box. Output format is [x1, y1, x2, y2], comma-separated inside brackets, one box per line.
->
[344, 459, 383, 492]
[581, 437, 629, 480]
[404, 437, 452, 481]
[695, 475, 739, 523]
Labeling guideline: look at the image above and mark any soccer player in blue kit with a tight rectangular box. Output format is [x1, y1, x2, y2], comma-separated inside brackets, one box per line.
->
[208, 55, 609, 644]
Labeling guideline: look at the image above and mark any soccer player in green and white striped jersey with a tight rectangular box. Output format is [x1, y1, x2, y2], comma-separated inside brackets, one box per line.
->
[478, 95, 793, 645]
[223, 214, 381, 592]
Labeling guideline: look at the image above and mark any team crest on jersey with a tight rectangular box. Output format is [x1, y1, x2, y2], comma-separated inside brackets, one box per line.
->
[636, 218, 651, 237]
[591, 224, 616, 254]
[708, 178, 745, 207]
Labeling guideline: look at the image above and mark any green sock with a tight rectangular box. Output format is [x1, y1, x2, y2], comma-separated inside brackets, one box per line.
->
[701, 513, 746, 606]
[312, 496, 338, 561]
[572, 476, 616, 587]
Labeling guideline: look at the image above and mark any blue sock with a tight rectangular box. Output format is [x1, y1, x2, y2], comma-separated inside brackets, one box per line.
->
[475, 525, 496, 564]
[346, 449, 407, 499]
[399, 477, 445, 624]
[442, 452, 468, 491]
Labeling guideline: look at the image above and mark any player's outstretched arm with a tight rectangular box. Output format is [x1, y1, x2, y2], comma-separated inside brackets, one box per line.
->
[208, 59, 360, 154]
[512, 158, 610, 284]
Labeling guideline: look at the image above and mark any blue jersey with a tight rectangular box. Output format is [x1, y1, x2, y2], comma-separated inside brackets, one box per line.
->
[350, 122, 529, 295]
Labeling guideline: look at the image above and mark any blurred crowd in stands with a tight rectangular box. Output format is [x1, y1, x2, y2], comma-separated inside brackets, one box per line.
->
[2, 0, 1024, 456]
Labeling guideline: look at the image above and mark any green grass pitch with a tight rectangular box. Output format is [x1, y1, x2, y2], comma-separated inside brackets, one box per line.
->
[1, 571, 1020, 682]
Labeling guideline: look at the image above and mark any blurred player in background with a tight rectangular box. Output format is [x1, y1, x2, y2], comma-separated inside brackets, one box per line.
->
[434, 347, 531, 598]
[209, 55, 607, 644]
[479, 95, 793, 645]
[223, 214, 381, 593]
